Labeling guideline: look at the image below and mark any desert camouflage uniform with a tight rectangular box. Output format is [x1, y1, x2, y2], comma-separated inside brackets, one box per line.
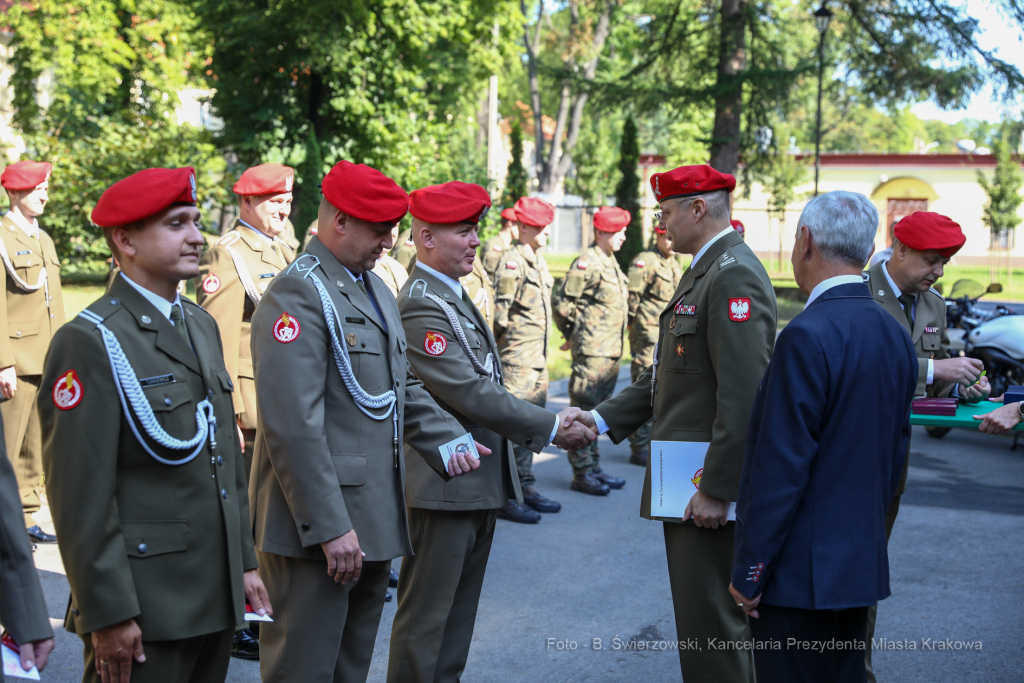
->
[481, 234, 508, 280]
[493, 242, 553, 490]
[551, 245, 628, 472]
[626, 246, 682, 457]
[392, 228, 418, 273]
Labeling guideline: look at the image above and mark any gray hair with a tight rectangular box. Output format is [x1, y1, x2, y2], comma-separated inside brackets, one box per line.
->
[676, 189, 730, 223]
[796, 191, 878, 267]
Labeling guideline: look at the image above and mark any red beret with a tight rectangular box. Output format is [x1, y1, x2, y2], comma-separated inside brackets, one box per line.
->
[651, 164, 735, 202]
[500, 207, 517, 221]
[91, 167, 197, 228]
[1, 161, 51, 190]
[233, 163, 294, 196]
[409, 181, 491, 224]
[514, 196, 555, 227]
[593, 206, 630, 232]
[730, 218, 745, 236]
[894, 212, 965, 258]
[321, 161, 407, 224]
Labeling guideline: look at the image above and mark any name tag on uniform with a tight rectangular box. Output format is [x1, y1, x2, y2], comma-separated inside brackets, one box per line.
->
[14, 251, 30, 256]
[924, 326, 940, 334]
[259, 273, 275, 279]
[345, 316, 366, 325]
[139, 374, 175, 387]
[463, 319, 477, 330]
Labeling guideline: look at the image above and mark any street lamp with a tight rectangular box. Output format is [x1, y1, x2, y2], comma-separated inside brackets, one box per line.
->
[813, 3, 832, 197]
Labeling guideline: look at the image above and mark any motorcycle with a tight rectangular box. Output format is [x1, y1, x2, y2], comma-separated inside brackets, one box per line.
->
[927, 279, 1023, 439]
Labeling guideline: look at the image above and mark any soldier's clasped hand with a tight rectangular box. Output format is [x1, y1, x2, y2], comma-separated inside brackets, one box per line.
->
[933, 357, 984, 387]
[553, 408, 598, 450]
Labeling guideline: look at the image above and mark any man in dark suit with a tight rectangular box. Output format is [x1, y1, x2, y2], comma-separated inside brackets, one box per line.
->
[729, 191, 918, 683]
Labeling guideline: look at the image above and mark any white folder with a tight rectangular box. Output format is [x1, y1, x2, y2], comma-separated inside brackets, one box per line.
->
[651, 441, 737, 520]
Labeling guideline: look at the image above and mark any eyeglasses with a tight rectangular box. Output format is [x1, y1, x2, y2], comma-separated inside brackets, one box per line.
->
[654, 211, 664, 225]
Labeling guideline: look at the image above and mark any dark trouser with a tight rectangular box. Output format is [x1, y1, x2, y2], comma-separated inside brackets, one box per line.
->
[567, 356, 620, 472]
[751, 603, 870, 683]
[865, 448, 909, 683]
[663, 522, 753, 683]
[257, 551, 391, 683]
[387, 508, 497, 683]
[501, 366, 548, 490]
[626, 350, 655, 455]
[240, 427, 256, 485]
[0, 375, 41, 526]
[80, 628, 234, 683]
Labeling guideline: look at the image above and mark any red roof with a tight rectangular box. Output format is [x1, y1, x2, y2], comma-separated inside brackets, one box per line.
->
[795, 153, 1014, 167]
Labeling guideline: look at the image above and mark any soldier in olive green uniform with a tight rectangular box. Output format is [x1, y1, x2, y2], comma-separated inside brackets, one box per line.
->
[480, 207, 519, 279]
[389, 182, 595, 682]
[250, 162, 479, 683]
[392, 227, 418, 273]
[573, 166, 777, 683]
[40, 167, 270, 683]
[552, 206, 631, 495]
[492, 196, 561, 520]
[197, 163, 296, 468]
[0, 161, 64, 541]
[625, 225, 682, 466]
[863, 212, 988, 683]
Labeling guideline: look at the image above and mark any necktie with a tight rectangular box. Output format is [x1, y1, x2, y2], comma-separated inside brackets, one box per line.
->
[357, 278, 388, 333]
[170, 305, 193, 351]
[898, 293, 916, 328]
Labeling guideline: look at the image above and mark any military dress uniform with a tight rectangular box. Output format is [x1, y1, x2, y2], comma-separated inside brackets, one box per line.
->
[862, 211, 967, 683]
[42, 274, 256, 682]
[392, 228, 418, 273]
[459, 255, 494, 331]
[480, 234, 508, 280]
[552, 242, 628, 490]
[372, 253, 409, 299]
[493, 242, 554, 495]
[591, 163, 776, 683]
[197, 219, 294, 465]
[625, 244, 682, 464]
[0, 182, 65, 530]
[249, 162, 469, 683]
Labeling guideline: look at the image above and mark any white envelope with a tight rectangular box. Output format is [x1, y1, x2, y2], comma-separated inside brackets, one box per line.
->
[2, 644, 40, 680]
[651, 440, 736, 520]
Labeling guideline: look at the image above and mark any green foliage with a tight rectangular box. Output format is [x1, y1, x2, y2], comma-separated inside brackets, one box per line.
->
[752, 152, 808, 221]
[18, 119, 226, 272]
[978, 130, 1024, 239]
[502, 120, 528, 207]
[295, 130, 323, 243]
[566, 111, 622, 205]
[614, 115, 643, 270]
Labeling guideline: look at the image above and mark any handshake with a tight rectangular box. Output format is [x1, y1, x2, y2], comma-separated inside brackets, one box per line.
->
[552, 408, 599, 451]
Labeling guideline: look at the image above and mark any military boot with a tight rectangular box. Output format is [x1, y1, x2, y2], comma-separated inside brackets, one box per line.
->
[629, 449, 649, 467]
[592, 467, 625, 489]
[496, 500, 541, 524]
[570, 471, 610, 496]
[522, 486, 561, 513]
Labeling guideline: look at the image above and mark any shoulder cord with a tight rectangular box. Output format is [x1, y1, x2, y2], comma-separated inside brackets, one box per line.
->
[292, 258, 400, 449]
[0, 233, 50, 310]
[78, 310, 216, 466]
[412, 279, 500, 383]
[216, 233, 262, 305]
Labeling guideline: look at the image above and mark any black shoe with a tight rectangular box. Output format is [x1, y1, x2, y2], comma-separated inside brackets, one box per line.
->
[522, 488, 562, 513]
[385, 591, 393, 603]
[389, 569, 399, 588]
[231, 628, 260, 660]
[496, 501, 541, 524]
[570, 471, 610, 496]
[629, 449, 649, 467]
[27, 525, 56, 543]
[592, 468, 625, 489]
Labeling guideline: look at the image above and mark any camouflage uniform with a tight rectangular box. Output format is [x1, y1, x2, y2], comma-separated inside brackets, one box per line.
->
[626, 246, 682, 458]
[481, 234, 509, 280]
[551, 245, 629, 472]
[461, 255, 495, 330]
[392, 228, 418, 273]
[493, 242, 553, 490]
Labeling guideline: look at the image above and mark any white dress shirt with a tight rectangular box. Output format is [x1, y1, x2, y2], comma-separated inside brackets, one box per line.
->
[6, 210, 38, 240]
[119, 272, 185, 323]
[804, 274, 865, 308]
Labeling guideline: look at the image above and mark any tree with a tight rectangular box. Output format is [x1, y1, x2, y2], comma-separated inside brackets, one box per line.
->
[614, 115, 642, 269]
[749, 152, 808, 271]
[295, 130, 323, 243]
[503, 120, 529, 206]
[978, 129, 1024, 284]
[521, 0, 617, 194]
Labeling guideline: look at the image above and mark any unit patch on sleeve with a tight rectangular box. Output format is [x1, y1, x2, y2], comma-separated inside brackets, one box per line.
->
[53, 369, 83, 410]
[273, 312, 301, 343]
[202, 273, 221, 294]
[424, 331, 448, 356]
[728, 298, 751, 322]
[634, 260, 646, 268]
[505, 261, 519, 270]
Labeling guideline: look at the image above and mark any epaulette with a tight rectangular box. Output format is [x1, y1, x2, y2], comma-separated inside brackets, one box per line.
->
[927, 286, 944, 299]
[78, 295, 123, 326]
[862, 271, 870, 282]
[284, 252, 320, 279]
[215, 231, 242, 247]
[410, 279, 429, 298]
[719, 248, 737, 268]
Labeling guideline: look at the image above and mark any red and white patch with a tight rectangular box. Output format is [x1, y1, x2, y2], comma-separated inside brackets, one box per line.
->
[576, 261, 589, 270]
[728, 298, 751, 322]
[492, 245, 503, 252]
[202, 273, 221, 294]
[52, 369, 83, 410]
[273, 312, 301, 343]
[505, 261, 518, 270]
[634, 260, 646, 268]
[673, 298, 695, 315]
[424, 331, 447, 356]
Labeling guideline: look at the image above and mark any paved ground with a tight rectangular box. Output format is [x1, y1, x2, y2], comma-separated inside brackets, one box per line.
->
[28, 367, 1024, 682]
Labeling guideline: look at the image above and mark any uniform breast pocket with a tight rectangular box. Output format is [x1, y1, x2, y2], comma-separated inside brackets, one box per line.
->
[664, 317, 702, 373]
[11, 253, 41, 282]
[921, 332, 941, 353]
[652, 273, 676, 300]
[122, 520, 188, 558]
[595, 275, 620, 303]
[334, 327, 386, 392]
[143, 381, 195, 437]
[516, 278, 544, 309]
